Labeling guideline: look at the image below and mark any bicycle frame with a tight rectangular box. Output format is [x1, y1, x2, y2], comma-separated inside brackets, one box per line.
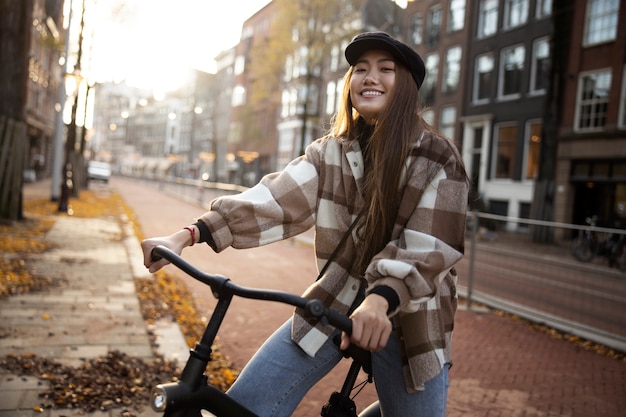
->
[148, 245, 379, 417]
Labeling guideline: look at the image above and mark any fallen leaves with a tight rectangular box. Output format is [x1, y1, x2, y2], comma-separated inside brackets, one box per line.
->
[0, 350, 179, 413]
[0, 185, 240, 414]
[0, 216, 55, 298]
[136, 270, 239, 391]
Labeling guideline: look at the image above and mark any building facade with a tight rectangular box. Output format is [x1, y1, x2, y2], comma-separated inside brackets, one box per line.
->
[86, 0, 625, 229]
[404, 0, 470, 158]
[24, 0, 65, 181]
[554, 0, 626, 229]
[459, 0, 553, 223]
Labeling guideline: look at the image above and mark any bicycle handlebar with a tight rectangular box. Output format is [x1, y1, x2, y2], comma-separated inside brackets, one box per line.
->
[151, 245, 352, 334]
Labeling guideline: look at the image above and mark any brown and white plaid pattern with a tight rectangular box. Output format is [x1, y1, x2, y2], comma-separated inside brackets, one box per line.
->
[199, 131, 468, 392]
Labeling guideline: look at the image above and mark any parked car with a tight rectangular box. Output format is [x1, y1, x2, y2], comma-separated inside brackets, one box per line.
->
[87, 161, 112, 183]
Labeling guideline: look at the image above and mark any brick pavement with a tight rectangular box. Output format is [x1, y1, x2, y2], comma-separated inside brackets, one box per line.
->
[0, 180, 187, 417]
[0, 178, 624, 417]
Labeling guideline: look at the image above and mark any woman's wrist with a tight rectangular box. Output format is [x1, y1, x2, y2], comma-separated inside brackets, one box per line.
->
[180, 226, 198, 247]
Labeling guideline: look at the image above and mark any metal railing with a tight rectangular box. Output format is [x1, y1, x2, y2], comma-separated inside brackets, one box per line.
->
[460, 211, 626, 353]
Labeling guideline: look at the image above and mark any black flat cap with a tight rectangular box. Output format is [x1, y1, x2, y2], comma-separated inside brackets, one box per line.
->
[345, 31, 426, 89]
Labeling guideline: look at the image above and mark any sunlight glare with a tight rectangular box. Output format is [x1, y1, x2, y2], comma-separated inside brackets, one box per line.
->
[89, 0, 270, 92]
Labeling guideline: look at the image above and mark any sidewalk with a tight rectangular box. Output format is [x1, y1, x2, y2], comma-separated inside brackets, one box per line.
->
[0, 181, 188, 417]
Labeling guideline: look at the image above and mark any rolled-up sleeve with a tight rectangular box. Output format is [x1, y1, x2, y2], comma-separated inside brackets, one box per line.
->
[199, 143, 324, 251]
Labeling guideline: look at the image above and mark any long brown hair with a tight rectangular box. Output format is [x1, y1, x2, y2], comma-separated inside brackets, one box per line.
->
[330, 64, 426, 275]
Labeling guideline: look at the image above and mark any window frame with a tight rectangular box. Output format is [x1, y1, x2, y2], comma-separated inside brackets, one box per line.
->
[440, 105, 457, 140]
[447, 0, 466, 33]
[422, 53, 440, 104]
[575, 68, 612, 132]
[498, 44, 526, 100]
[492, 122, 518, 181]
[473, 53, 494, 105]
[535, 0, 552, 19]
[426, 6, 443, 47]
[529, 37, 550, 96]
[503, 0, 529, 30]
[443, 45, 462, 93]
[477, 0, 499, 39]
[410, 13, 424, 46]
[583, 0, 619, 47]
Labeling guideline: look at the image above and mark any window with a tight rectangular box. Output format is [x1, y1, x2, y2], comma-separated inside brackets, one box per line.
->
[426, 7, 442, 47]
[284, 55, 293, 82]
[281, 90, 290, 118]
[409, 13, 423, 45]
[448, 0, 465, 32]
[440, 106, 457, 139]
[536, 0, 552, 18]
[576, 69, 612, 131]
[530, 37, 550, 94]
[617, 65, 626, 129]
[232, 85, 246, 107]
[474, 53, 494, 103]
[525, 121, 542, 180]
[494, 124, 517, 179]
[477, 0, 498, 39]
[584, 0, 619, 46]
[499, 45, 525, 99]
[234, 56, 245, 75]
[423, 54, 439, 104]
[443, 46, 462, 93]
[504, 0, 529, 29]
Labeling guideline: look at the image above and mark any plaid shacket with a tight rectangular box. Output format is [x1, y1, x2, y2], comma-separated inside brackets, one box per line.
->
[199, 131, 468, 392]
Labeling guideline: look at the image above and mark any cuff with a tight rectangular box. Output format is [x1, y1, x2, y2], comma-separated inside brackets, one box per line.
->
[368, 285, 400, 315]
[193, 220, 217, 252]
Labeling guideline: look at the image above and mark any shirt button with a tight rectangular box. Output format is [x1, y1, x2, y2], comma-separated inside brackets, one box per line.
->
[352, 161, 358, 167]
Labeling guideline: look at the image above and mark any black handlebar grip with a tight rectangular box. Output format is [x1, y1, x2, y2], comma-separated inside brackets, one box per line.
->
[304, 300, 352, 335]
[326, 308, 352, 335]
[151, 247, 163, 262]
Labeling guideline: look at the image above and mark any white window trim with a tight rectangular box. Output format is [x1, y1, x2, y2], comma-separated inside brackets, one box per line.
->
[583, 0, 619, 47]
[529, 36, 550, 96]
[535, 0, 552, 19]
[503, 0, 529, 31]
[447, 0, 466, 33]
[443, 45, 462, 93]
[473, 53, 493, 105]
[477, 0, 498, 40]
[497, 44, 525, 101]
[440, 105, 457, 140]
[574, 68, 612, 133]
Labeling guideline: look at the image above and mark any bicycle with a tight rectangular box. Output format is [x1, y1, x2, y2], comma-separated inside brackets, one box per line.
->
[148, 245, 381, 417]
[571, 216, 626, 272]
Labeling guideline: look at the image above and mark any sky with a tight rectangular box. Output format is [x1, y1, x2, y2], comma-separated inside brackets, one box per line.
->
[80, 0, 271, 92]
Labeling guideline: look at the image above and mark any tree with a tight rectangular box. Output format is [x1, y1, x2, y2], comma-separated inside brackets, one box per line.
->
[249, 0, 360, 158]
[0, 0, 34, 220]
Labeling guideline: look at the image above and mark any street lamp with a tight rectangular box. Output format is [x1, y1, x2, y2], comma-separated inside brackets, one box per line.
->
[58, 70, 83, 213]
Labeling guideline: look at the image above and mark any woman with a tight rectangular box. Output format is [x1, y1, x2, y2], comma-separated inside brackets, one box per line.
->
[142, 31, 468, 417]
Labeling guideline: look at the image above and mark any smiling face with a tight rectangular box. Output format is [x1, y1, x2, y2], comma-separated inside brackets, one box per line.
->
[349, 49, 397, 123]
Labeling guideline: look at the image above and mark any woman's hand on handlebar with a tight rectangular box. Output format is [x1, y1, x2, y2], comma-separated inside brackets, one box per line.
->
[141, 230, 190, 273]
[340, 294, 392, 352]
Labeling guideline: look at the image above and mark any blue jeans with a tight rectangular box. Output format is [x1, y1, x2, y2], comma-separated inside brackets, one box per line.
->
[226, 319, 450, 417]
